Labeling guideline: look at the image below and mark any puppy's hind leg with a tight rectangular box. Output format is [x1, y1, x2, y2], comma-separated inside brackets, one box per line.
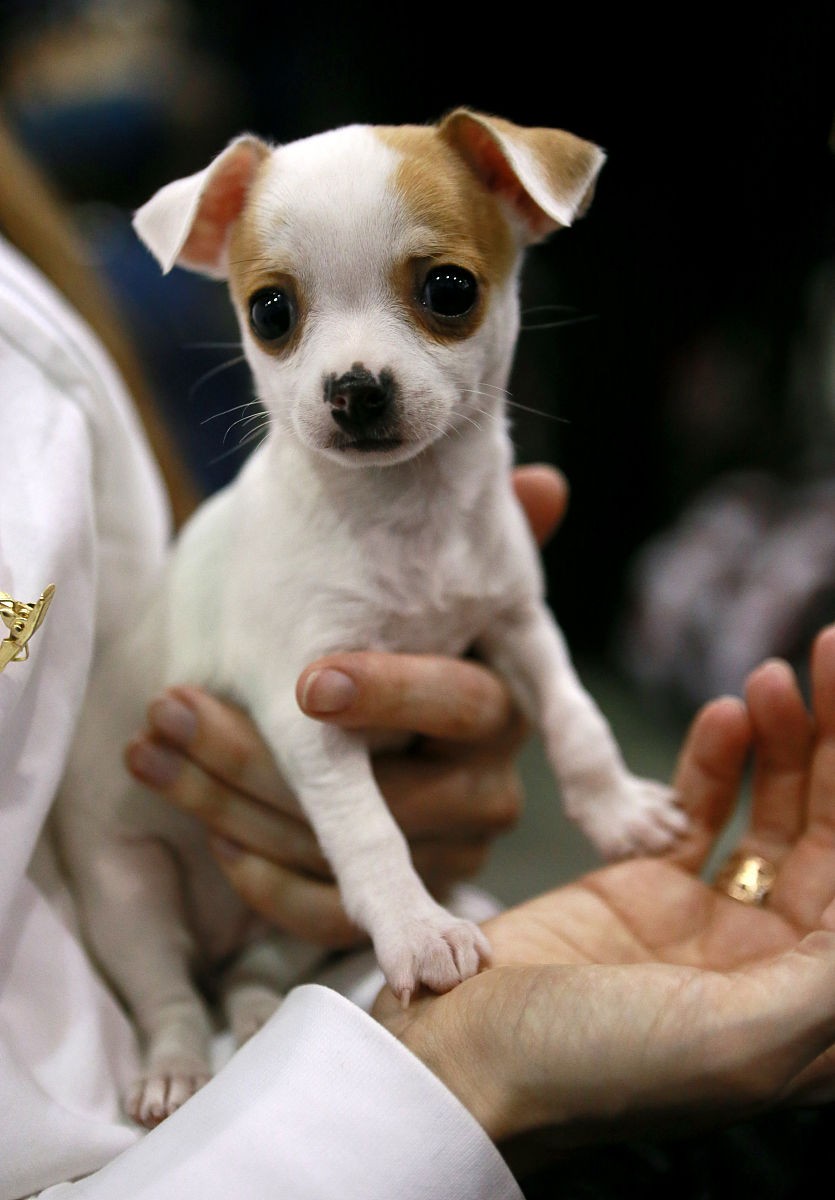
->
[219, 935, 325, 1047]
[65, 834, 215, 1128]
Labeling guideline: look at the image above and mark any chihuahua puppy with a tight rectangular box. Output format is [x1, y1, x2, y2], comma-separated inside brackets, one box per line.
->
[56, 108, 685, 1127]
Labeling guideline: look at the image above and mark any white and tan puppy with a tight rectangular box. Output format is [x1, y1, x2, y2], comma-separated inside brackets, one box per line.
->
[57, 109, 685, 1127]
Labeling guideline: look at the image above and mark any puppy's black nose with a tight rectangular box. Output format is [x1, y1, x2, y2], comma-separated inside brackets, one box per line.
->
[324, 367, 393, 434]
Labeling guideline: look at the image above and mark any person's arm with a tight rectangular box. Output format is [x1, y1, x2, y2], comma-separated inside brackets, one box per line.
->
[0, 229, 170, 1197]
[38, 985, 523, 1200]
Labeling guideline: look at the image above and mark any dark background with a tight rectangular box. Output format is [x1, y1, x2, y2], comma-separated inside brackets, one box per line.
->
[2, 0, 832, 701]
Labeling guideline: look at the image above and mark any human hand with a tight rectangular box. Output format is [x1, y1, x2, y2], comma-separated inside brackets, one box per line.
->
[373, 625, 835, 1149]
[125, 464, 567, 946]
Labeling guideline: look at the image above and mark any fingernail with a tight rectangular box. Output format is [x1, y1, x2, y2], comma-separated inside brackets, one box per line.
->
[301, 668, 357, 714]
[148, 693, 198, 746]
[126, 739, 183, 787]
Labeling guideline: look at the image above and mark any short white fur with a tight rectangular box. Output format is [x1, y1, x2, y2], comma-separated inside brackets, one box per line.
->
[57, 109, 685, 1129]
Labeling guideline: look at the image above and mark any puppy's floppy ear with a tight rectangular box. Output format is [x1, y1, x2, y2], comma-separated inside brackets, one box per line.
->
[439, 108, 605, 243]
[133, 135, 270, 278]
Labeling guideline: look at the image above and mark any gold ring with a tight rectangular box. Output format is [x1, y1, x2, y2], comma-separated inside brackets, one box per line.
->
[714, 852, 776, 905]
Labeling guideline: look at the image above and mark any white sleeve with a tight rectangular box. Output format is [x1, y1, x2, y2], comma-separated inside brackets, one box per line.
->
[0, 238, 523, 1200]
[0, 238, 162, 1199]
[39, 985, 523, 1200]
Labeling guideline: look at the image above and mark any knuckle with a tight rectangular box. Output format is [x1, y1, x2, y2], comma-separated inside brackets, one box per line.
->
[171, 768, 229, 823]
[305, 904, 365, 949]
[417, 841, 491, 891]
[454, 670, 513, 738]
[449, 843, 491, 881]
[213, 727, 256, 787]
[225, 856, 362, 949]
[478, 768, 525, 832]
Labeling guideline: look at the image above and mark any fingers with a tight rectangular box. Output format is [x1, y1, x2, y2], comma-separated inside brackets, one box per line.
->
[668, 694, 752, 871]
[125, 691, 365, 945]
[806, 624, 835, 842]
[297, 651, 521, 746]
[128, 686, 302, 812]
[127, 673, 524, 943]
[374, 750, 523, 839]
[296, 651, 525, 870]
[742, 657, 813, 857]
[511, 463, 568, 547]
[208, 831, 494, 943]
[723, 625, 835, 930]
[770, 626, 835, 929]
[208, 839, 365, 947]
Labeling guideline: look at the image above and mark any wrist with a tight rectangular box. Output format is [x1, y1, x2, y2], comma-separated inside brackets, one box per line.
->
[379, 970, 531, 1143]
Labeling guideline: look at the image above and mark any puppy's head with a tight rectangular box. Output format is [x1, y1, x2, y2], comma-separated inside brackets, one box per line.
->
[134, 109, 604, 467]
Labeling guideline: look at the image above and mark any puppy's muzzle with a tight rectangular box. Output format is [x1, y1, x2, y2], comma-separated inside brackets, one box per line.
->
[324, 366, 395, 438]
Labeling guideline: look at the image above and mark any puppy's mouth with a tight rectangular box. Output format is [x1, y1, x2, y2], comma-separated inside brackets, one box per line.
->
[316, 426, 424, 467]
[332, 434, 405, 453]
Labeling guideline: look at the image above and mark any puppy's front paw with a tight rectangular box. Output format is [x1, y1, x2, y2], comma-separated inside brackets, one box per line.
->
[376, 912, 492, 1005]
[126, 1059, 212, 1128]
[566, 775, 688, 860]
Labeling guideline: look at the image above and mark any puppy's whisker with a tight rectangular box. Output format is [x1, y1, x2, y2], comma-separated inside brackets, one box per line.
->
[221, 409, 267, 445]
[239, 421, 270, 446]
[202, 400, 263, 425]
[506, 399, 569, 423]
[520, 312, 598, 332]
[450, 409, 487, 437]
[461, 386, 509, 406]
[460, 384, 569, 425]
[188, 354, 249, 400]
[474, 382, 512, 397]
[521, 303, 580, 315]
[209, 419, 270, 466]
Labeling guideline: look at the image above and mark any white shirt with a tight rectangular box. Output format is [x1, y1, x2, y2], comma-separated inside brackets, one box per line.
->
[0, 235, 522, 1200]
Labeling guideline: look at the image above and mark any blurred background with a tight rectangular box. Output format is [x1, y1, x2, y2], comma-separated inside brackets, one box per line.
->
[1, 0, 832, 896]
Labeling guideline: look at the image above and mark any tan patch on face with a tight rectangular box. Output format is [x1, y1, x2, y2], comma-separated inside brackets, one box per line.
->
[376, 124, 517, 341]
[227, 164, 305, 357]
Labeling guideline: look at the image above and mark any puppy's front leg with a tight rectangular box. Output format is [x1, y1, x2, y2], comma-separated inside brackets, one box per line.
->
[270, 714, 491, 1002]
[477, 603, 687, 859]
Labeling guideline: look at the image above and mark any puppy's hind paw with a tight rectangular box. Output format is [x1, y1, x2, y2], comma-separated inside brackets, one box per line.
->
[378, 913, 492, 1004]
[228, 984, 283, 1048]
[126, 1062, 212, 1128]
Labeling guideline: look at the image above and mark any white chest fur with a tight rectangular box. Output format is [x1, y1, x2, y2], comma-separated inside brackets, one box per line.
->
[165, 423, 539, 699]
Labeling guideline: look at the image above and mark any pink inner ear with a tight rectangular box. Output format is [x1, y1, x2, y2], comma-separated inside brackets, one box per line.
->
[467, 126, 553, 238]
[182, 153, 257, 271]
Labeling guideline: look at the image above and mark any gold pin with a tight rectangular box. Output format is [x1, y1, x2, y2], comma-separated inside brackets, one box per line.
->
[0, 584, 56, 673]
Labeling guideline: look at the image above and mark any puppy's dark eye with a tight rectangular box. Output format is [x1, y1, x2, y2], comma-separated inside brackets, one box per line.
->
[421, 266, 478, 318]
[249, 288, 295, 342]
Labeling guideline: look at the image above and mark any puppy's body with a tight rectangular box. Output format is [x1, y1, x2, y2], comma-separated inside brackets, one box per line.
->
[57, 111, 685, 1126]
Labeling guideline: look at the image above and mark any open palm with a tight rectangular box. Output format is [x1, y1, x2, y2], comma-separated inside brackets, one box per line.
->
[374, 628, 835, 1144]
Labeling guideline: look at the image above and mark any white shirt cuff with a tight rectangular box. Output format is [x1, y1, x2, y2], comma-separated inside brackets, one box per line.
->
[54, 984, 523, 1200]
